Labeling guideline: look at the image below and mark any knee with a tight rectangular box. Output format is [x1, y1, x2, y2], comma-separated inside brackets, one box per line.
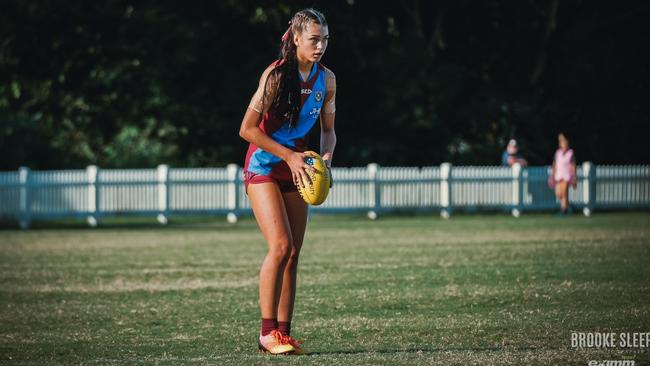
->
[268, 238, 293, 263]
[286, 248, 301, 270]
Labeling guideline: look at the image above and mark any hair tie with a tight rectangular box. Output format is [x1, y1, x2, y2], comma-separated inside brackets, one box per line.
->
[281, 20, 292, 41]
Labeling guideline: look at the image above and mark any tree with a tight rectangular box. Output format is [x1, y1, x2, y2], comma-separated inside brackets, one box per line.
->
[1, 1, 648, 169]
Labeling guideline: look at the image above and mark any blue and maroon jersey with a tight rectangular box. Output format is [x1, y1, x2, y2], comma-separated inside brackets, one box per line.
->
[244, 62, 330, 181]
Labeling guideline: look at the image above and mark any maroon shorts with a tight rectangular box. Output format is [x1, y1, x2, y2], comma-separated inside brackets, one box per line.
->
[243, 170, 297, 194]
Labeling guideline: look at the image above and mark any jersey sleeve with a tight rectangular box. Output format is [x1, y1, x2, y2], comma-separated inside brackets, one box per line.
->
[248, 65, 278, 114]
[322, 68, 336, 114]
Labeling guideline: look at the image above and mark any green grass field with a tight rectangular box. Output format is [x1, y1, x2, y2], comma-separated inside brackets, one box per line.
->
[1, 213, 649, 365]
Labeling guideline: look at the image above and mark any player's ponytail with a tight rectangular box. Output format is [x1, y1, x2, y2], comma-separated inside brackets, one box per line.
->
[264, 9, 327, 127]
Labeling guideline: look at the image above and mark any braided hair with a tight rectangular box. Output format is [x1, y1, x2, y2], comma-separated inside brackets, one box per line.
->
[263, 9, 327, 127]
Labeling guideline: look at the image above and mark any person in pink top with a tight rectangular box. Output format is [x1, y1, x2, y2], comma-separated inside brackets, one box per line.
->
[550, 133, 577, 214]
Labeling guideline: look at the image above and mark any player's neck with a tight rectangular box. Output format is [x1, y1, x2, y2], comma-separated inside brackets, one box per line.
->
[297, 56, 314, 78]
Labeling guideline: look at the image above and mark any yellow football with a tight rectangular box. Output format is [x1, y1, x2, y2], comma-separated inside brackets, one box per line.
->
[296, 151, 331, 205]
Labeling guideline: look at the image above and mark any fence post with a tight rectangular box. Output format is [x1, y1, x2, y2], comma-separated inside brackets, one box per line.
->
[511, 163, 523, 217]
[226, 164, 239, 223]
[157, 164, 169, 224]
[582, 161, 596, 216]
[440, 162, 452, 219]
[86, 165, 99, 227]
[18, 166, 31, 229]
[367, 163, 380, 219]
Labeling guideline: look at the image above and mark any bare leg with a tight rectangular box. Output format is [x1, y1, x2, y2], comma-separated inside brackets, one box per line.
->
[555, 181, 568, 212]
[277, 191, 308, 323]
[562, 182, 569, 212]
[248, 183, 293, 320]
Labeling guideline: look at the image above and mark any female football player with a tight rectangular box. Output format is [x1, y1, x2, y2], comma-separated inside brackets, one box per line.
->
[238, 8, 336, 355]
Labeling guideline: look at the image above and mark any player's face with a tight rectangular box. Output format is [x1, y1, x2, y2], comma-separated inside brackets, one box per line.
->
[559, 138, 569, 150]
[295, 23, 329, 63]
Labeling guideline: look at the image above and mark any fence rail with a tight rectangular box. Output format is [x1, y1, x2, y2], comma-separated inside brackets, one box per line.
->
[1, 163, 648, 228]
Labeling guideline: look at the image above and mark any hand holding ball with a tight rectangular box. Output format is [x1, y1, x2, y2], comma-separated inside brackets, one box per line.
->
[296, 151, 331, 205]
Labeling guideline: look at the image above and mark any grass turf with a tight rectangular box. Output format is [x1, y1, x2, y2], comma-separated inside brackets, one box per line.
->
[1, 213, 649, 365]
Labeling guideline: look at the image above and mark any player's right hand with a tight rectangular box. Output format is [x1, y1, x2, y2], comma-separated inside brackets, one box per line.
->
[286, 151, 313, 189]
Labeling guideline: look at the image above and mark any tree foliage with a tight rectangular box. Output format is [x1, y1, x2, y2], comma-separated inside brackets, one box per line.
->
[1, 0, 647, 169]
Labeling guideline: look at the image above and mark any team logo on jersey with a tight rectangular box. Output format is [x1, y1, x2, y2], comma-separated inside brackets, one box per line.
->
[314, 90, 323, 102]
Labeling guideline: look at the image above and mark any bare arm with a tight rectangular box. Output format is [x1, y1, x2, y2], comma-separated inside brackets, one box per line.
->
[239, 109, 295, 161]
[517, 157, 528, 167]
[320, 69, 337, 167]
[571, 155, 577, 187]
[551, 158, 556, 176]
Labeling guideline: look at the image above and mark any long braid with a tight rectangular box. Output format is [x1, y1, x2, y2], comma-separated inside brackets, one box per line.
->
[263, 9, 327, 127]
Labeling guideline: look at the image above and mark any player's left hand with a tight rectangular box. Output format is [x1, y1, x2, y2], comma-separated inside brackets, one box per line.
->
[324, 159, 333, 188]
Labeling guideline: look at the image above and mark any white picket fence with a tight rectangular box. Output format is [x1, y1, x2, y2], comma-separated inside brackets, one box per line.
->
[0, 163, 648, 228]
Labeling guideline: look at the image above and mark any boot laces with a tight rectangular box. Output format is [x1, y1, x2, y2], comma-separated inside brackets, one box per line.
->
[270, 330, 302, 347]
